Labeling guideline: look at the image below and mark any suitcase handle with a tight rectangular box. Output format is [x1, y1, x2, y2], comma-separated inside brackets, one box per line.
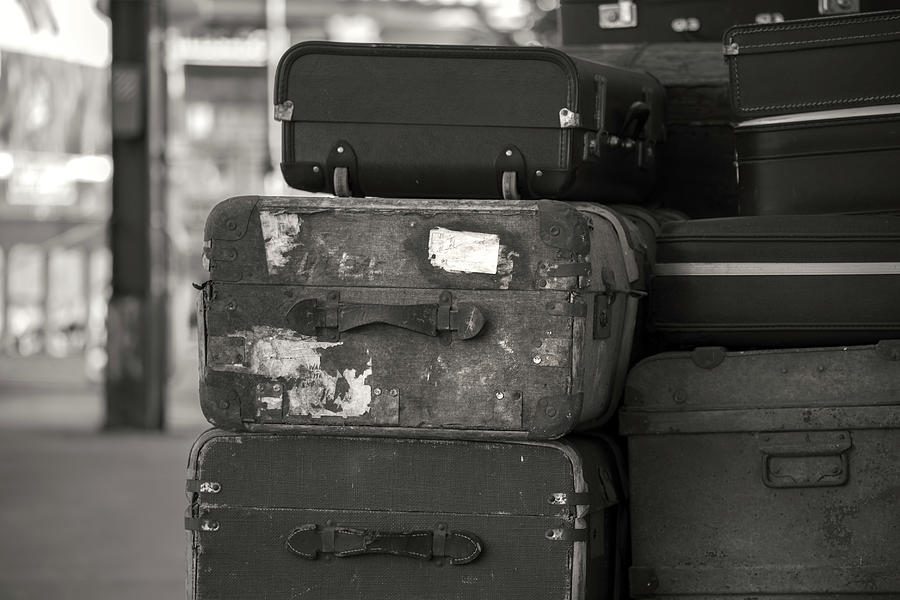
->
[285, 523, 483, 565]
[621, 100, 651, 140]
[285, 291, 485, 342]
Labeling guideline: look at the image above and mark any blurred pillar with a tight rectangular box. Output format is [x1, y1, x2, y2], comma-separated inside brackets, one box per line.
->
[106, 0, 168, 429]
[266, 0, 289, 179]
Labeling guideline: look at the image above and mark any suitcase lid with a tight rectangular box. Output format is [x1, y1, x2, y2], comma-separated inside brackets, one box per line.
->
[620, 342, 900, 435]
[274, 41, 586, 130]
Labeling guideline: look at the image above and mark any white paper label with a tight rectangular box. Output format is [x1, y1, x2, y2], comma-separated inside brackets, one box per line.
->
[428, 227, 500, 274]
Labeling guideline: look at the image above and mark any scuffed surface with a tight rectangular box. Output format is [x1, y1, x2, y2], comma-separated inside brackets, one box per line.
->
[287, 361, 373, 418]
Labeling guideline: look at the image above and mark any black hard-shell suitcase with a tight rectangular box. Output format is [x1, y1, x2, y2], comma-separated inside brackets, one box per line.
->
[185, 429, 627, 600]
[557, 0, 887, 45]
[735, 105, 900, 215]
[619, 342, 900, 598]
[725, 9, 900, 118]
[274, 42, 664, 203]
[650, 215, 900, 348]
[200, 196, 647, 438]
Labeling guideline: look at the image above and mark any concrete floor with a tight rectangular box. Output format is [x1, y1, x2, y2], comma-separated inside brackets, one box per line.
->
[0, 354, 207, 600]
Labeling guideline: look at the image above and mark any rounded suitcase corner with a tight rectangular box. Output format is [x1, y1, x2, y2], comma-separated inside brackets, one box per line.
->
[204, 196, 259, 243]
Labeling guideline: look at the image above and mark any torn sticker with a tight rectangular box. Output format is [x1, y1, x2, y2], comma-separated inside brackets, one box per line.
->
[428, 227, 500, 275]
[287, 361, 373, 419]
[259, 211, 302, 273]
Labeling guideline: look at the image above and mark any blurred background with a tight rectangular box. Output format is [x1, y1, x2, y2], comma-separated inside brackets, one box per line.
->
[0, 0, 558, 597]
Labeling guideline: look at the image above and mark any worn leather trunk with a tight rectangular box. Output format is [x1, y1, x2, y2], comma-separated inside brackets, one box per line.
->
[725, 9, 900, 119]
[275, 42, 664, 203]
[650, 214, 900, 348]
[186, 430, 627, 600]
[735, 106, 900, 215]
[619, 342, 900, 598]
[199, 196, 646, 438]
[558, 0, 890, 45]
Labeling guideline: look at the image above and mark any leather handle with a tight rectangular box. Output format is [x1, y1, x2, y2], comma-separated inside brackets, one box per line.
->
[621, 100, 651, 140]
[286, 523, 483, 565]
[285, 291, 485, 342]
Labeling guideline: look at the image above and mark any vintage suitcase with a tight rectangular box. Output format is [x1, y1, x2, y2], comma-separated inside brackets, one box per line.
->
[735, 105, 900, 215]
[186, 430, 627, 600]
[199, 196, 647, 438]
[557, 0, 891, 45]
[725, 9, 900, 119]
[649, 214, 900, 348]
[619, 342, 900, 598]
[274, 41, 664, 203]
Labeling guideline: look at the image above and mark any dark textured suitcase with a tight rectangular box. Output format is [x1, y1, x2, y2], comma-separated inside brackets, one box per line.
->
[186, 429, 627, 600]
[558, 0, 890, 45]
[650, 214, 900, 348]
[619, 342, 900, 598]
[725, 9, 900, 119]
[735, 105, 900, 215]
[200, 196, 647, 438]
[274, 41, 664, 203]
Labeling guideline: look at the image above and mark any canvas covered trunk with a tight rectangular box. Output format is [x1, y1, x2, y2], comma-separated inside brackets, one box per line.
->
[274, 41, 664, 203]
[185, 430, 626, 600]
[619, 342, 900, 598]
[199, 196, 646, 438]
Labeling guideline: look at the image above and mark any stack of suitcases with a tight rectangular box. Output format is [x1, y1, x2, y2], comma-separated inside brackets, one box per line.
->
[186, 6, 899, 599]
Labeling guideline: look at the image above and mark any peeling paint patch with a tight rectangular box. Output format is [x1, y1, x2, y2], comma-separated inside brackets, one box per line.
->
[207, 326, 339, 376]
[497, 245, 519, 289]
[287, 360, 373, 418]
[258, 395, 283, 411]
[428, 227, 500, 274]
[259, 211, 302, 273]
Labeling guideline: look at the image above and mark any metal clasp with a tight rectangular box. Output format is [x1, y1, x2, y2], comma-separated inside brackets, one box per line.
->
[598, 1, 637, 29]
[819, 0, 859, 14]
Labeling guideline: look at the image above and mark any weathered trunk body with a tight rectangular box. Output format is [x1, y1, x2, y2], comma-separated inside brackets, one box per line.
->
[200, 196, 646, 438]
[274, 42, 665, 203]
[185, 430, 627, 600]
[620, 342, 900, 598]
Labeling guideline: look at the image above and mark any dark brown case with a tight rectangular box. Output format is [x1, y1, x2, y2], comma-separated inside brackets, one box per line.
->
[199, 196, 647, 438]
[650, 214, 900, 348]
[725, 9, 900, 118]
[186, 430, 627, 600]
[620, 342, 900, 598]
[274, 42, 664, 203]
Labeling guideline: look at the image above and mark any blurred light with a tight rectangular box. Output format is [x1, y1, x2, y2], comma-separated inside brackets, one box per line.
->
[536, 0, 559, 11]
[327, 13, 382, 43]
[65, 155, 113, 183]
[0, 152, 14, 179]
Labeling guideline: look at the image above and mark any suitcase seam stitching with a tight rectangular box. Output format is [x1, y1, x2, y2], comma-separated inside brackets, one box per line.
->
[730, 12, 900, 38]
[738, 29, 900, 49]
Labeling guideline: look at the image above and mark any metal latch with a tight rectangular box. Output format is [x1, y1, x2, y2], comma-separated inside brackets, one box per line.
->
[598, 1, 637, 29]
[274, 100, 294, 121]
[819, 0, 859, 14]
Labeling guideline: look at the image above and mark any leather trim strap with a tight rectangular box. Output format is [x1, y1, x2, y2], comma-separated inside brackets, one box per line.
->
[285, 523, 482, 565]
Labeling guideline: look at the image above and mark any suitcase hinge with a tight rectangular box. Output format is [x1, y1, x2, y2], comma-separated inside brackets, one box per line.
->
[185, 517, 220, 532]
[547, 492, 591, 508]
[559, 108, 581, 128]
[546, 299, 588, 318]
[598, 1, 637, 29]
[538, 261, 591, 279]
[185, 479, 222, 494]
[544, 526, 589, 542]
[274, 100, 294, 121]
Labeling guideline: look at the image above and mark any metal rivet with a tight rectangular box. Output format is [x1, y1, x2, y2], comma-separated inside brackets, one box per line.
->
[226, 301, 236, 311]
[312, 165, 320, 173]
[495, 391, 504, 400]
[219, 400, 230, 409]
[337, 146, 344, 153]
[389, 388, 399, 397]
[226, 220, 237, 230]
[505, 149, 513, 157]
[817, 365, 826, 372]
[781, 368, 788, 374]
[535, 170, 543, 177]
[673, 391, 686, 405]
[373, 388, 382, 396]
[437, 523, 446, 531]
[533, 356, 542, 364]
[538, 279, 547, 287]
[273, 384, 282, 393]
[201, 520, 220, 532]
[545, 406, 557, 417]
[549, 225, 561, 236]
